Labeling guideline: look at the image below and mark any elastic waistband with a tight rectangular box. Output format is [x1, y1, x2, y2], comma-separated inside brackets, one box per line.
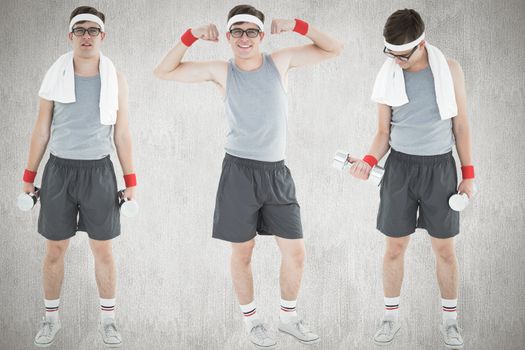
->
[49, 154, 112, 168]
[389, 149, 453, 164]
[224, 153, 285, 169]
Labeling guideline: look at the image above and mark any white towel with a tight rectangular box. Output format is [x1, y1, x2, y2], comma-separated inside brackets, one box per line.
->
[371, 43, 457, 120]
[38, 51, 119, 125]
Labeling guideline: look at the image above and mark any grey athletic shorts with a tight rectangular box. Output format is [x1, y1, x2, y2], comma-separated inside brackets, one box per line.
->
[377, 149, 459, 239]
[212, 153, 303, 243]
[38, 154, 120, 241]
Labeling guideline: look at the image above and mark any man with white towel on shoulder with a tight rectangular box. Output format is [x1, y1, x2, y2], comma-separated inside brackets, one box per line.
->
[348, 9, 475, 349]
[22, 6, 136, 348]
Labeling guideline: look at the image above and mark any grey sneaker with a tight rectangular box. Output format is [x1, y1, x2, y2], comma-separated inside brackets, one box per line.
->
[278, 317, 320, 345]
[440, 319, 464, 349]
[98, 318, 122, 348]
[34, 318, 61, 347]
[373, 318, 400, 346]
[246, 320, 277, 349]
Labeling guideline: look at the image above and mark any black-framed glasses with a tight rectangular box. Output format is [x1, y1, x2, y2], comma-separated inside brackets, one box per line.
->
[229, 28, 261, 38]
[383, 45, 418, 62]
[72, 27, 102, 37]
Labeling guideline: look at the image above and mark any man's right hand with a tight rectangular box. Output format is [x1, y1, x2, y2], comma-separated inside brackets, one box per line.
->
[191, 24, 219, 42]
[348, 156, 372, 180]
[22, 182, 36, 194]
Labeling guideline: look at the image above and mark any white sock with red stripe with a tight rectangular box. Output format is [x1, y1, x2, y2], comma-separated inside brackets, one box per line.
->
[240, 301, 258, 331]
[279, 298, 298, 323]
[384, 296, 400, 321]
[100, 297, 116, 321]
[44, 298, 60, 321]
[441, 298, 457, 323]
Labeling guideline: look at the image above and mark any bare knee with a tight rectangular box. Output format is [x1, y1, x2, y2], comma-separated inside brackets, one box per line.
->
[231, 240, 255, 266]
[45, 241, 68, 264]
[434, 246, 456, 264]
[90, 241, 114, 266]
[282, 245, 305, 268]
[93, 249, 114, 266]
[384, 239, 409, 261]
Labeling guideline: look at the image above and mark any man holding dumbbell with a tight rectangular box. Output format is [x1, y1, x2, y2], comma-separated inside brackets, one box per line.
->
[22, 6, 136, 348]
[349, 9, 474, 349]
[154, 4, 342, 348]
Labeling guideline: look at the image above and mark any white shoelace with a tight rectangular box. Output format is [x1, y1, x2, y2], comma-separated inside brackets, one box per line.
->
[294, 320, 311, 335]
[102, 322, 120, 340]
[378, 320, 394, 336]
[38, 319, 55, 338]
[252, 324, 272, 341]
[445, 323, 461, 340]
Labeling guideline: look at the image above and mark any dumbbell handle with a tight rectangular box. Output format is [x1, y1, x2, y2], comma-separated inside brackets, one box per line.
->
[118, 189, 139, 218]
[333, 150, 384, 181]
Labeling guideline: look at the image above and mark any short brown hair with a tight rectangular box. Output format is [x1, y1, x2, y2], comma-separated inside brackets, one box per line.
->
[227, 4, 264, 23]
[69, 6, 105, 25]
[383, 9, 425, 45]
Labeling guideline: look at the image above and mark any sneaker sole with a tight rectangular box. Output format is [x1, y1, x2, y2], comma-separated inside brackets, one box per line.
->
[251, 342, 277, 349]
[444, 344, 464, 350]
[373, 327, 400, 346]
[34, 340, 56, 348]
[278, 329, 320, 345]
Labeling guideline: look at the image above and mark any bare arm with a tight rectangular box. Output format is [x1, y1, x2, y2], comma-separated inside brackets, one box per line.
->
[113, 72, 136, 198]
[153, 24, 227, 89]
[449, 58, 475, 197]
[22, 98, 53, 192]
[367, 104, 392, 159]
[349, 104, 392, 180]
[449, 59, 472, 166]
[270, 19, 344, 74]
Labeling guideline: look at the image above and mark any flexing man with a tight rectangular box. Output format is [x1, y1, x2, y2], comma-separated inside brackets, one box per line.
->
[23, 6, 136, 348]
[154, 4, 342, 348]
[350, 9, 474, 349]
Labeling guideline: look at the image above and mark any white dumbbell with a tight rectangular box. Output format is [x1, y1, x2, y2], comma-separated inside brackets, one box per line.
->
[333, 150, 385, 185]
[119, 190, 139, 218]
[448, 193, 469, 211]
[448, 183, 477, 211]
[17, 187, 40, 211]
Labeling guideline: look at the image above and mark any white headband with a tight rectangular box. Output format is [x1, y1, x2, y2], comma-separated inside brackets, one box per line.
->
[69, 14, 105, 32]
[384, 32, 425, 52]
[227, 14, 264, 32]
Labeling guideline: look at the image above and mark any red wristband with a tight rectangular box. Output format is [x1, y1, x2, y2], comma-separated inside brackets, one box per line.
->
[461, 165, 475, 179]
[362, 155, 378, 168]
[23, 169, 37, 183]
[293, 19, 309, 36]
[181, 28, 198, 47]
[123, 173, 137, 187]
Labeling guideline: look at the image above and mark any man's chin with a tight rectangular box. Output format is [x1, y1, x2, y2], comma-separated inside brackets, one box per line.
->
[234, 49, 258, 60]
[75, 48, 99, 58]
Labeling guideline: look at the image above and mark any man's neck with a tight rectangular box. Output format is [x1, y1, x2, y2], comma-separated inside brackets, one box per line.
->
[73, 54, 100, 77]
[234, 53, 263, 72]
[405, 47, 429, 72]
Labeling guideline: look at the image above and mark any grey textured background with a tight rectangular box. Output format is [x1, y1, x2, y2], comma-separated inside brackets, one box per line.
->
[1, 0, 524, 349]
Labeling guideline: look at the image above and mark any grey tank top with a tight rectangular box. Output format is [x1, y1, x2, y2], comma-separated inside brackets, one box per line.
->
[224, 53, 288, 161]
[49, 75, 113, 160]
[390, 67, 454, 155]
